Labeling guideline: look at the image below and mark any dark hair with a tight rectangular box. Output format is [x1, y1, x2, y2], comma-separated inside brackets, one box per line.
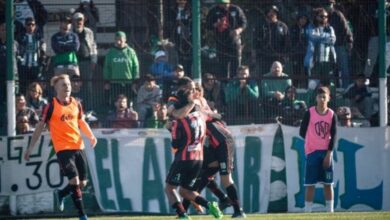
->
[25, 17, 35, 25]
[312, 8, 328, 27]
[116, 94, 128, 102]
[285, 85, 297, 94]
[143, 74, 155, 82]
[177, 76, 193, 88]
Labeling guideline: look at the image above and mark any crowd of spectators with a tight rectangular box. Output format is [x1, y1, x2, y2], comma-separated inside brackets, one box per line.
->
[1, 0, 390, 134]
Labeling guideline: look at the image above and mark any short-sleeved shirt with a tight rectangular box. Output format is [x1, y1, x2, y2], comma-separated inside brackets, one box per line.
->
[41, 97, 84, 153]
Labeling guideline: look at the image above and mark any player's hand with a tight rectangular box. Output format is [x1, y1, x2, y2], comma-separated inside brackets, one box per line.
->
[90, 136, 97, 148]
[24, 149, 31, 161]
[323, 151, 333, 169]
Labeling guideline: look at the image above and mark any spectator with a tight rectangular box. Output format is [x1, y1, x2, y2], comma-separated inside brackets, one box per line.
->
[261, 61, 292, 120]
[202, 72, 225, 112]
[74, 0, 100, 34]
[252, 5, 289, 76]
[26, 82, 47, 117]
[289, 12, 309, 87]
[136, 74, 161, 127]
[70, 74, 90, 110]
[304, 8, 336, 86]
[0, 21, 18, 105]
[261, 61, 292, 102]
[363, 1, 390, 78]
[150, 50, 174, 85]
[72, 12, 98, 95]
[15, 93, 39, 129]
[146, 103, 168, 129]
[51, 15, 80, 77]
[16, 118, 34, 135]
[17, 17, 47, 94]
[224, 65, 259, 122]
[105, 94, 139, 128]
[280, 85, 307, 126]
[14, 0, 47, 37]
[336, 106, 370, 127]
[324, 0, 353, 88]
[164, 0, 192, 74]
[343, 74, 373, 119]
[206, 0, 247, 79]
[162, 64, 185, 102]
[103, 31, 139, 105]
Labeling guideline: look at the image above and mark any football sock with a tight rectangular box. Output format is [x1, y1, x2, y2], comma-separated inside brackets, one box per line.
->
[226, 184, 241, 213]
[207, 180, 226, 201]
[326, 200, 334, 213]
[70, 184, 86, 216]
[172, 202, 186, 216]
[194, 196, 209, 208]
[59, 184, 73, 198]
[305, 201, 313, 213]
[182, 199, 191, 211]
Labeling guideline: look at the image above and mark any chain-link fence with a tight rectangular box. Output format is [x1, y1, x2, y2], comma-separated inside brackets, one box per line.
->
[1, 0, 389, 135]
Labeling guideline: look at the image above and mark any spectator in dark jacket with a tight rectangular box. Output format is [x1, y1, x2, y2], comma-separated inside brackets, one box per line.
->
[206, 0, 247, 79]
[51, 15, 80, 77]
[343, 74, 373, 119]
[202, 72, 225, 112]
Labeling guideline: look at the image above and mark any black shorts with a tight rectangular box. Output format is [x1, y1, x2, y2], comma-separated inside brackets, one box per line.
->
[166, 160, 203, 190]
[56, 150, 88, 181]
[205, 121, 234, 175]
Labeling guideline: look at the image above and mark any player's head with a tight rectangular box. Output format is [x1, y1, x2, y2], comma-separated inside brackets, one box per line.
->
[316, 86, 330, 107]
[51, 74, 71, 98]
[194, 82, 204, 98]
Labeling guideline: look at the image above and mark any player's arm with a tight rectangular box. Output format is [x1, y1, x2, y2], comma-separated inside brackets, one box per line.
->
[77, 101, 97, 148]
[24, 121, 45, 161]
[299, 110, 310, 138]
[323, 114, 337, 169]
[168, 101, 196, 119]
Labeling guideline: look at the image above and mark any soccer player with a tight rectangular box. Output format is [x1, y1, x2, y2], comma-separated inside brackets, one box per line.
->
[24, 74, 97, 220]
[189, 83, 246, 218]
[299, 86, 337, 213]
[165, 77, 223, 219]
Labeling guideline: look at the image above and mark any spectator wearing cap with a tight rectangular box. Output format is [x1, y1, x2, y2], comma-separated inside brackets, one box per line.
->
[252, 5, 290, 76]
[324, 0, 353, 88]
[74, 0, 100, 34]
[280, 85, 307, 126]
[206, 0, 247, 79]
[103, 31, 139, 105]
[150, 50, 174, 85]
[51, 15, 80, 77]
[136, 74, 162, 127]
[289, 12, 309, 87]
[343, 74, 373, 119]
[17, 17, 47, 94]
[72, 12, 98, 96]
[162, 64, 185, 101]
[14, 0, 47, 37]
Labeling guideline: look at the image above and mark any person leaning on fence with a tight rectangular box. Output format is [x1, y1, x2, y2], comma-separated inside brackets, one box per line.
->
[299, 86, 336, 213]
[104, 94, 139, 129]
[260, 61, 292, 121]
[51, 15, 80, 77]
[224, 65, 259, 123]
[103, 31, 139, 105]
[24, 74, 97, 220]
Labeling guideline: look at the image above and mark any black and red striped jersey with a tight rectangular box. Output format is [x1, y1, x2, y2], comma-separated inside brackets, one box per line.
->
[171, 111, 207, 161]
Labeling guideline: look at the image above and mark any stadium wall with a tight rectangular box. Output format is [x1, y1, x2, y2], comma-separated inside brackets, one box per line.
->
[0, 124, 389, 215]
